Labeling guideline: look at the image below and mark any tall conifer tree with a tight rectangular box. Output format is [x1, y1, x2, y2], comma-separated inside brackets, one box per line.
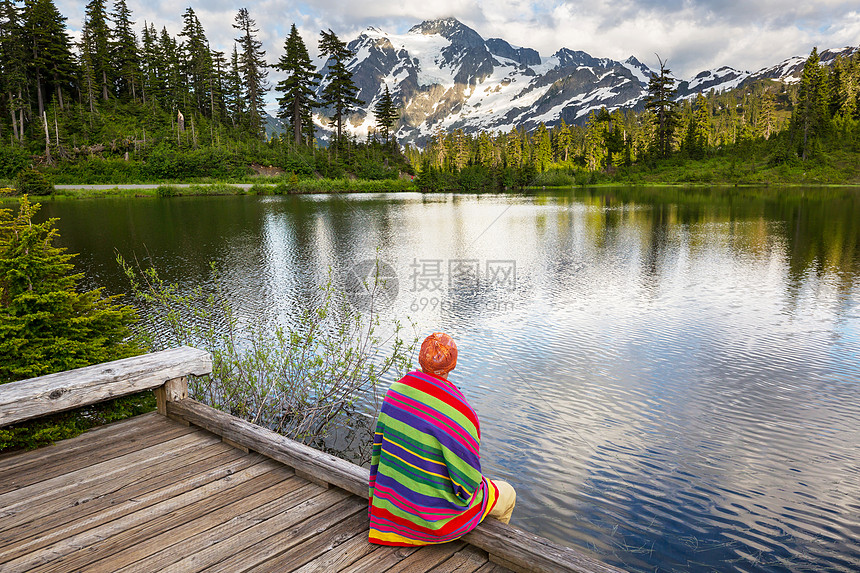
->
[373, 85, 398, 145]
[275, 24, 319, 146]
[82, 0, 112, 101]
[318, 29, 363, 146]
[233, 8, 267, 138]
[1, 0, 27, 139]
[792, 47, 830, 160]
[110, 0, 139, 101]
[645, 55, 678, 158]
[23, 0, 74, 115]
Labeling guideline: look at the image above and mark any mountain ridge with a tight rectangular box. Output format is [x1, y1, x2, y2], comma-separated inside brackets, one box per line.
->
[311, 17, 857, 146]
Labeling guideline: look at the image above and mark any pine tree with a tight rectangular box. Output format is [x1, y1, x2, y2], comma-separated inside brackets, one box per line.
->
[318, 29, 363, 147]
[555, 119, 571, 162]
[139, 21, 160, 105]
[584, 111, 607, 171]
[233, 8, 268, 138]
[110, 0, 139, 101]
[683, 93, 711, 158]
[82, 0, 112, 101]
[505, 128, 521, 168]
[477, 131, 494, 167]
[209, 46, 228, 122]
[0, 197, 139, 383]
[0, 0, 27, 140]
[224, 44, 244, 128]
[159, 26, 181, 111]
[532, 122, 551, 171]
[179, 7, 213, 116]
[645, 54, 678, 158]
[23, 0, 75, 116]
[792, 47, 830, 160]
[373, 84, 398, 145]
[758, 91, 775, 140]
[275, 24, 319, 146]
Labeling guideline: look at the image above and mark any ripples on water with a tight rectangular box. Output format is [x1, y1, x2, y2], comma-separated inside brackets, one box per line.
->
[40, 189, 860, 572]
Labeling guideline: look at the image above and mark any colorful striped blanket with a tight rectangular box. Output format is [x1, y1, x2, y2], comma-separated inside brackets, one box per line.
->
[368, 370, 498, 546]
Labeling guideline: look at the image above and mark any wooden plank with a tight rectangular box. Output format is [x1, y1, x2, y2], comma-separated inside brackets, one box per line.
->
[115, 486, 348, 573]
[250, 510, 372, 572]
[0, 415, 195, 494]
[475, 562, 515, 573]
[428, 545, 490, 573]
[0, 448, 264, 565]
[338, 546, 420, 573]
[169, 399, 624, 573]
[0, 430, 220, 519]
[0, 441, 241, 537]
[0, 412, 162, 476]
[38, 472, 301, 573]
[198, 494, 367, 573]
[287, 534, 379, 573]
[0, 346, 211, 426]
[169, 399, 369, 497]
[462, 519, 625, 573]
[0, 457, 280, 571]
[488, 555, 523, 572]
[381, 542, 468, 573]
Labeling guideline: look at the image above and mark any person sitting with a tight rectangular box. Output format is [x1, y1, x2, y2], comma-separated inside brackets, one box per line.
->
[368, 332, 516, 546]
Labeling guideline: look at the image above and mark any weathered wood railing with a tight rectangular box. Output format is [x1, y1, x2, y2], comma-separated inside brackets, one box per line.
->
[0, 347, 624, 573]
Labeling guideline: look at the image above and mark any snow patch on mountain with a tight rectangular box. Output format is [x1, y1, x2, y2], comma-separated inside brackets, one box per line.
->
[310, 18, 857, 146]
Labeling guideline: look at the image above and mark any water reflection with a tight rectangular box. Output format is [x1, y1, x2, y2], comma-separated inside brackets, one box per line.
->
[35, 187, 860, 572]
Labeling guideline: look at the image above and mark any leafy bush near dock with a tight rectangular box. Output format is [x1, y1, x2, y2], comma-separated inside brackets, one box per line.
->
[119, 256, 418, 464]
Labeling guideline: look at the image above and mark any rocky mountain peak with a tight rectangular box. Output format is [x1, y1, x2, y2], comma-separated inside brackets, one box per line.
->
[408, 17, 486, 48]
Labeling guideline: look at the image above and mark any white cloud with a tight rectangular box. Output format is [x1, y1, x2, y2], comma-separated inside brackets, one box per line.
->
[57, 0, 859, 80]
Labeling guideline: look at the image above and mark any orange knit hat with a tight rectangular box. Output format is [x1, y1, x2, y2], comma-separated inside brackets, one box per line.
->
[418, 332, 458, 377]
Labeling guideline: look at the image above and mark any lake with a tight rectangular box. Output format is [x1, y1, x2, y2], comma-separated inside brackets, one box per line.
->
[38, 188, 860, 572]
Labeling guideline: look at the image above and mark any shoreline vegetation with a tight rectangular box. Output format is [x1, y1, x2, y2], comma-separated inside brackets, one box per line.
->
[3, 157, 858, 204]
[1, 2, 857, 199]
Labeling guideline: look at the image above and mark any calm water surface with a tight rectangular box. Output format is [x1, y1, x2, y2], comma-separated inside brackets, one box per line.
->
[38, 188, 860, 572]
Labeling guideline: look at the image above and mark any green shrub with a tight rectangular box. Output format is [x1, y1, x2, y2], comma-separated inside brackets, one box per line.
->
[15, 169, 53, 195]
[0, 196, 143, 453]
[0, 197, 140, 382]
[0, 146, 31, 179]
[156, 185, 179, 197]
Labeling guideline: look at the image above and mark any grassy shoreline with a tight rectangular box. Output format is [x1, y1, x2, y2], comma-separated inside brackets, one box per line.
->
[0, 177, 418, 201]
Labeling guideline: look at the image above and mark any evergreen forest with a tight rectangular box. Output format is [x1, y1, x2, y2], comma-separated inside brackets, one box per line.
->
[0, 0, 858, 192]
[0, 0, 409, 188]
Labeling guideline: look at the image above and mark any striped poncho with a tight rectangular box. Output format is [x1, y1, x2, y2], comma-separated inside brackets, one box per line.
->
[368, 370, 498, 546]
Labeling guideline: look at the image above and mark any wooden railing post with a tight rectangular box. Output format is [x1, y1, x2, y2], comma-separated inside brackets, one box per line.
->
[155, 376, 188, 416]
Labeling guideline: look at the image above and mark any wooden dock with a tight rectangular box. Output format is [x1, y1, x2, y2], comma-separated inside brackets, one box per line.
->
[0, 347, 624, 573]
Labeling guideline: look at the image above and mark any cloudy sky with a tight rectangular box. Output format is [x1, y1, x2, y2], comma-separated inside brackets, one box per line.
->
[58, 0, 860, 80]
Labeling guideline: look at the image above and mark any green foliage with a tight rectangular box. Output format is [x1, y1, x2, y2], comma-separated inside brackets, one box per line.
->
[144, 145, 250, 180]
[0, 196, 145, 453]
[15, 168, 53, 195]
[319, 29, 363, 145]
[373, 85, 399, 144]
[275, 24, 320, 146]
[119, 256, 417, 461]
[0, 196, 140, 382]
[233, 8, 268, 138]
[645, 55, 679, 158]
[0, 392, 155, 452]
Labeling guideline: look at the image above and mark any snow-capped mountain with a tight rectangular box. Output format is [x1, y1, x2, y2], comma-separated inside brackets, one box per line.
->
[314, 18, 856, 145]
